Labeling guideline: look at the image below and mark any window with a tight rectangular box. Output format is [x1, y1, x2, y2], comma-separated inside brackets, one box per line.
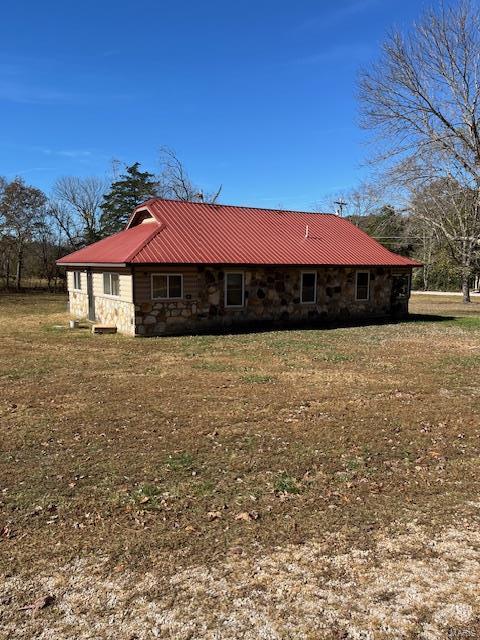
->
[356, 271, 370, 301]
[301, 272, 317, 303]
[151, 274, 183, 299]
[225, 272, 244, 307]
[103, 272, 120, 296]
[73, 270, 82, 290]
[392, 273, 410, 299]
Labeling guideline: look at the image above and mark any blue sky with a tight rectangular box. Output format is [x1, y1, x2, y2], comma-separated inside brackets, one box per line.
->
[1, 0, 427, 210]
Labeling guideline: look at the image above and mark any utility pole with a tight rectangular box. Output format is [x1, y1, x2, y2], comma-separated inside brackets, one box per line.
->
[334, 199, 347, 217]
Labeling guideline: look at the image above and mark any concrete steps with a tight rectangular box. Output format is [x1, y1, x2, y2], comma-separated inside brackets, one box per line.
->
[92, 325, 117, 335]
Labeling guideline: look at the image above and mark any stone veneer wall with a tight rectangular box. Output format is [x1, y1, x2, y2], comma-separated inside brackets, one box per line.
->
[68, 289, 135, 336]
[135, 266, 409, 336]
[69, 290, 89, 319]
[94, 296, 135, 336]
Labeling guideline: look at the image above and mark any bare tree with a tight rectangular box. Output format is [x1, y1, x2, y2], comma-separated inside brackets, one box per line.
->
[0, 177, 47, 290]
[408, 210, 439, 291]
[52, 176, 107, 246]
[317, 181, 386, 218]
[346, 182, 383, 218]
[411, 177, 479, 297]
[158, 147, 222, 203]
[0, 177, 12, 287]
[359, 1, 480, 301]
[33, 217, 67, 291]
[0, 234, 15, 289]
[48, 201, 83, 251]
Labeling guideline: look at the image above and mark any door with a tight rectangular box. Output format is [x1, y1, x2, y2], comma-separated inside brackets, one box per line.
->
[87, 270, 95, 321]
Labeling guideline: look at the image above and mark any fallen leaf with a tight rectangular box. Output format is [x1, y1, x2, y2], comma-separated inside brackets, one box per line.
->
[19, 595, 55, 613]
[207, 511, 222, 521]
[1, 525, 14, 539]
[235, 511, 259, 522]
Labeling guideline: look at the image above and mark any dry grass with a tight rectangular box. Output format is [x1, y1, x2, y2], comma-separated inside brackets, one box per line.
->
[410, 291, 480, 317]
[1, 293, 480, 638]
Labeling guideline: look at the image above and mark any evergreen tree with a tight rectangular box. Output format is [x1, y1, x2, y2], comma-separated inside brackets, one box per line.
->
[100, 163, 159, 235]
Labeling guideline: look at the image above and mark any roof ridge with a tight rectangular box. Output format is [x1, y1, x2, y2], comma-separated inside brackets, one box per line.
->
[142, 197, 336, 217]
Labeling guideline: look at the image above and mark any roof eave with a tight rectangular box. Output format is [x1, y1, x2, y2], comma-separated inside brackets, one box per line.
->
[129, 260, 421, 268]
[56, 261, 128, 268]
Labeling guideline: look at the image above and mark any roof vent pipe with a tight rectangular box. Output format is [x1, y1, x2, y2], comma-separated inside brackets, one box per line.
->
[305, 225, 309, 239]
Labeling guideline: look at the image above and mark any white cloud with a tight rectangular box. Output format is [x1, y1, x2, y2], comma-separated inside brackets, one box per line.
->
[39, 148, 93, 158]
[0, 80, 80, 105]
[296, 0, 380, 32]
[294, 43, 373, 66]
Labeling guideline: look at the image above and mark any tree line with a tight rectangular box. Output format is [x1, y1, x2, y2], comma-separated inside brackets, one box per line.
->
[1, 155, 478, 296]
[327, 178, 480, 295]
[0, 148, 221, 291]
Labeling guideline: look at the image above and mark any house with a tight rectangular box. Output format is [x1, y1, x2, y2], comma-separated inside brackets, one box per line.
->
[57, 199, 420, 336]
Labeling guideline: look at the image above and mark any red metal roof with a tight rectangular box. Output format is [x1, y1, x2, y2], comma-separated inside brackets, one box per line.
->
[56, 222, 158, 264]
[57, 199, 421, 267]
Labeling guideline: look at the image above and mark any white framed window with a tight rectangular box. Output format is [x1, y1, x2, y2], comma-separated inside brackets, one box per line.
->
[355, 270, 370, 301]
[151, 273, 183, 300]
[224, 272, 244, 307]
[103, 272, 120, 297]
[73, 270, 82, 291]
[301, 271, 317, 303]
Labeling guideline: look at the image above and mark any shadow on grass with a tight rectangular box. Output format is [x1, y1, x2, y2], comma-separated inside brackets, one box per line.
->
[405, 313, 456, 324]
[143, 312, 459, 338]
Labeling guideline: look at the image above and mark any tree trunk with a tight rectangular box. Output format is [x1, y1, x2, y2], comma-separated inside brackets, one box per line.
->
[5, 257, 10, 290]
[459, 238, 473, 303]
[462, 274, 471, 303]
[16, 243, 23, 291]
[423, 265, 429, 291]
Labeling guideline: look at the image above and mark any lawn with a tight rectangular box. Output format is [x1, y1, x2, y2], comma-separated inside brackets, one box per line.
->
[1, 293, 480, 639]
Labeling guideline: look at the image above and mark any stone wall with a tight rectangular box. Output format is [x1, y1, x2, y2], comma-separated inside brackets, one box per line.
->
[135, 266, 411, 336]
[67, 267, 135, 335]
[67, 285, 135, 336]
[94, 296, 135, 336]
[69, 290, 89, 319]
